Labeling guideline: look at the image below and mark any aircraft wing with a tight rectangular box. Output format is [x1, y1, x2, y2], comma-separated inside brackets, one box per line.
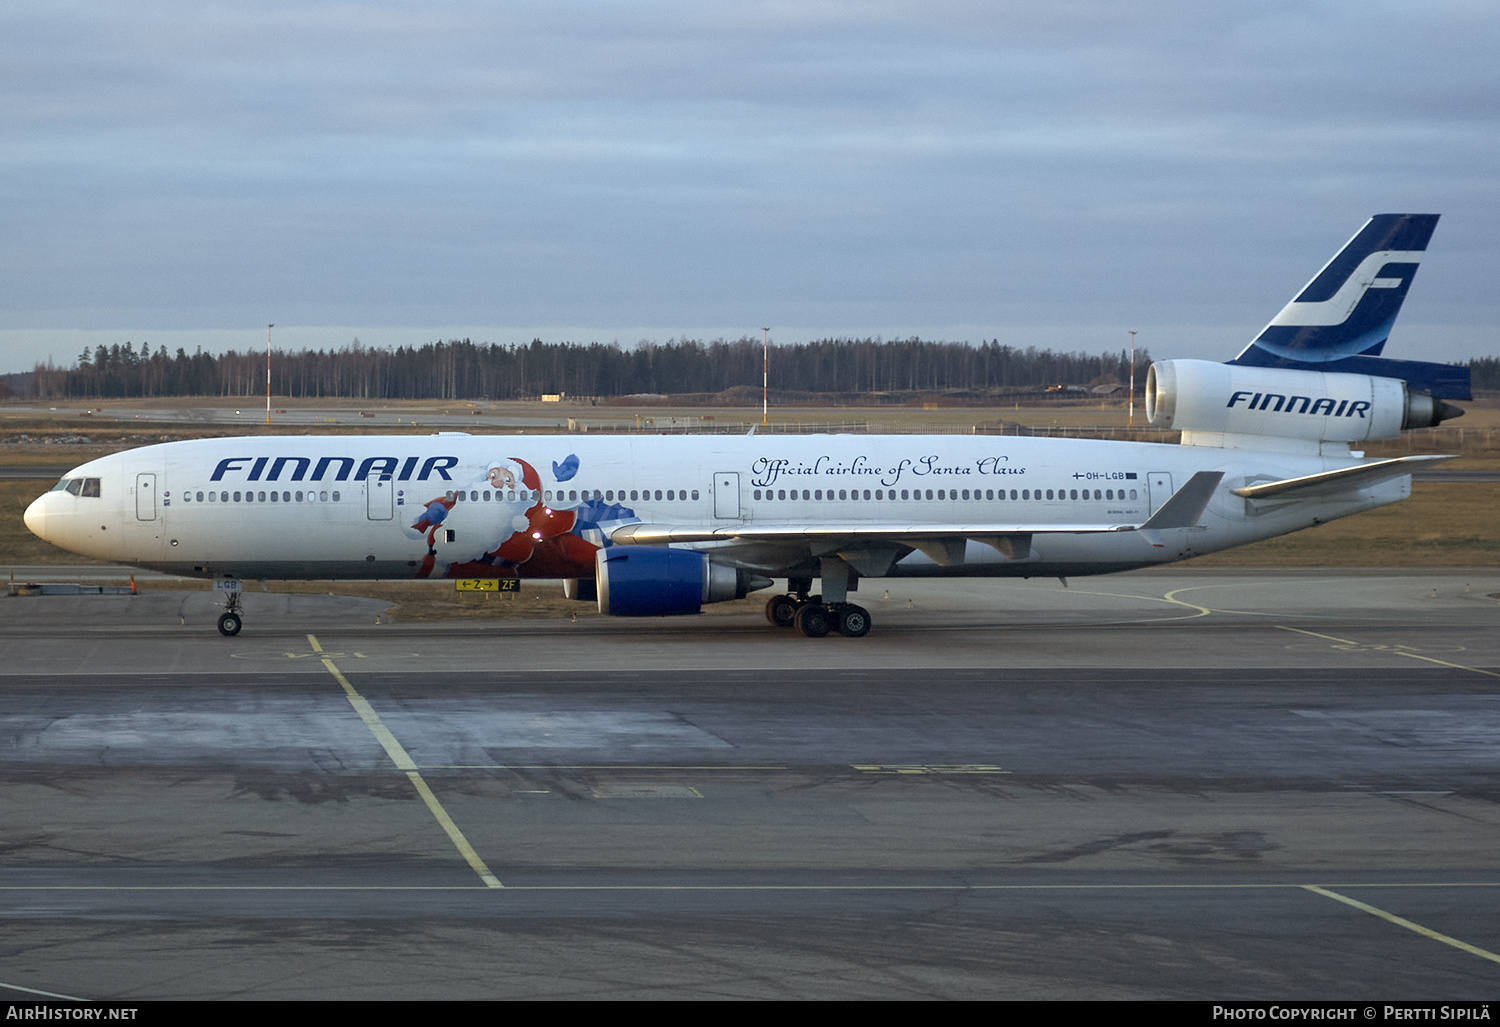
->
[611, 520, 1105, 570]
[613, 472, 1226, 559]
[611, 520, 1127, 544]
[1230, 455, 1452, 501]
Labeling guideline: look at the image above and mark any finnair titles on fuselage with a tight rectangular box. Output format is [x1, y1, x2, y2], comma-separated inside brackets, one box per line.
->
[24, 214, 1468, 638]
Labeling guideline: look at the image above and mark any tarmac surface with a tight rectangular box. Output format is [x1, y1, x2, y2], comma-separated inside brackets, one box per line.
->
[1, 569, 1499, 1000]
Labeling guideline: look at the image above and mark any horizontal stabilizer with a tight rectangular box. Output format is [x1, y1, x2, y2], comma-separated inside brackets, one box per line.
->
[1139, 471, 1225, 530]
[1231, 454, 1453, 501]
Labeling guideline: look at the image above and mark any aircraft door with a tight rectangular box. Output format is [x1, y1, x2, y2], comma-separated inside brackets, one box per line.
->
[1146, 472, 1173, 515]
[366, 475, 393, 520]
[713, 472, 740, 518]
[135, 473, 157, 521]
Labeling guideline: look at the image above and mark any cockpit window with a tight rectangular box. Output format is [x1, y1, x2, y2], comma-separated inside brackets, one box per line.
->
[51, 477, 101, 497]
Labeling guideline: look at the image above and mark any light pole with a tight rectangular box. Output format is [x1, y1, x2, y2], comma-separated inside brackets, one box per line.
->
[1128, 329, 1136, 429]
[762, 327, 770, 426]
[266, 324, 274, 426]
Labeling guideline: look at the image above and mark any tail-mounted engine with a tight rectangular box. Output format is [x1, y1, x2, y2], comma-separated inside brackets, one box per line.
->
[1146, 359, 1463, 443]
[595, 546, 773, 617]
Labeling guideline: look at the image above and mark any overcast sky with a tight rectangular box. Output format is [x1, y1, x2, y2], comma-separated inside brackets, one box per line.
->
[3, 0, 1497, 373]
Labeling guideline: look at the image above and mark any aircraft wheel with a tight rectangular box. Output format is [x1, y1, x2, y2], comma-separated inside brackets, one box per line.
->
[765, 595, 799, 628]
[217, 612, 242, 637]
[794, 603, 832, 639]
[836, 604, 871, 638]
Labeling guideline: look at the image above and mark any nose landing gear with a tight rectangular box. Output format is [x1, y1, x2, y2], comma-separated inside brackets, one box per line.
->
[216, 583, 243, 636]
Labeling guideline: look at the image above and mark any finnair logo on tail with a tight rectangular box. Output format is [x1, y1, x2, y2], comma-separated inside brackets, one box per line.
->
[1269, 250, 1424, 328]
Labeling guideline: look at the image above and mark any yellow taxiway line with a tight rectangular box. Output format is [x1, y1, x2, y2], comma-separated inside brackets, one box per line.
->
[308, 633, 503, 889]
[1302, 885, 1500, 965]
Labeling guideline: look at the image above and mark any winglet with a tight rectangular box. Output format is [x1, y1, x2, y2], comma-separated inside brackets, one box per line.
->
[1139, 471, 1224, 532]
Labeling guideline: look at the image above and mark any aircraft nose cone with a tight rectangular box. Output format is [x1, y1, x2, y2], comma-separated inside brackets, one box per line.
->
[23, 495, 47, 540]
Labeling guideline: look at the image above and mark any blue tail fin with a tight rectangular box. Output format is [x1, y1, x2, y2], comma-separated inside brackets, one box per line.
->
[1229, 214, 1470, 399]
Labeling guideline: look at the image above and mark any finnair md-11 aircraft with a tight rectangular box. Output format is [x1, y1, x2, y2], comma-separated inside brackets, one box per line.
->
[24, 214, 1468, 638]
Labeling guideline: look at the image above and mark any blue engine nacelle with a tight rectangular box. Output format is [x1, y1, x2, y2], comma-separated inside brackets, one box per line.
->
[595, 546, 772, 617]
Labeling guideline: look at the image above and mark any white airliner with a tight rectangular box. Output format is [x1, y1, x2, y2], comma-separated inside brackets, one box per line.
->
[24, 214, 1467, 638]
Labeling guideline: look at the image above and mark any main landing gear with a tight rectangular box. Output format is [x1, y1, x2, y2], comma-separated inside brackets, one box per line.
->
[764, 593, 872, 638]
[764, 557, 872, 638]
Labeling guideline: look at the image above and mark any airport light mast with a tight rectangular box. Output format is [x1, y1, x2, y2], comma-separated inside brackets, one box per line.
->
[1128, 329, 1136, 429]
[266, 324, 273, 427]
[762, 327, 770, 426]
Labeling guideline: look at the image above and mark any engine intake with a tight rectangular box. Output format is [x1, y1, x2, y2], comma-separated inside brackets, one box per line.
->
[595, 546, 773, 617]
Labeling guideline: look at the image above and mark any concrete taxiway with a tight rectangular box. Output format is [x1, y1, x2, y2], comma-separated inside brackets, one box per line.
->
[1, 570, 1498, 1000]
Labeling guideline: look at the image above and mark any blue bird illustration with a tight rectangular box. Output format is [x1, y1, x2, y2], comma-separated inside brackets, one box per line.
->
[552, 454, 580, 482]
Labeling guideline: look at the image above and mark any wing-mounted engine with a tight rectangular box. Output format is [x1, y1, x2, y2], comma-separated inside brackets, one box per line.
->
[595, 546, 773, 617]
[1146, 359, 1462, 444]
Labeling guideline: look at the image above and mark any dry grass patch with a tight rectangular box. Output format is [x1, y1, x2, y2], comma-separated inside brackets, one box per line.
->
[1188, 482, 1500, 567]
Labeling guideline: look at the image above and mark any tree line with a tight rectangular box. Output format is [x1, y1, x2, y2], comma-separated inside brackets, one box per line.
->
[28, 337, 1155, 400]
[26, 337, 1496, 401]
